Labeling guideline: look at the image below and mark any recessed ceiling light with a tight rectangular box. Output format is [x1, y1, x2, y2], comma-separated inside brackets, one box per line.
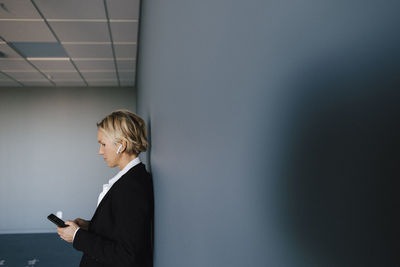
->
[10, 42, 68, 58]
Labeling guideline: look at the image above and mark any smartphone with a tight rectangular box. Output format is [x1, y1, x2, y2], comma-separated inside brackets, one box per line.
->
[47, 213, 68, 228]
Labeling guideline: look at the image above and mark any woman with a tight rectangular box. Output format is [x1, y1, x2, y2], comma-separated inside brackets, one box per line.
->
[57, 110, 154, 267]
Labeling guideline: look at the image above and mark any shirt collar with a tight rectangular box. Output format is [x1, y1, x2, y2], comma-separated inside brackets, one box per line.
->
[108, 157, 141, 185]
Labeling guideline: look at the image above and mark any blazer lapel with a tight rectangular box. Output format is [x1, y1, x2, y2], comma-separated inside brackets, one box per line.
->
[90, 163, 143, 222]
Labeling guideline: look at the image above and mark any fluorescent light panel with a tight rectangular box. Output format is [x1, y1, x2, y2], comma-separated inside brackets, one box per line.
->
[27, 58, 70, 61]
[11, 42, 68, 58]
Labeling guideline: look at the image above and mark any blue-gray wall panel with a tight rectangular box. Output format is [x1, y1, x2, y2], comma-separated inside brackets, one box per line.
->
[137, 0, 399, 266]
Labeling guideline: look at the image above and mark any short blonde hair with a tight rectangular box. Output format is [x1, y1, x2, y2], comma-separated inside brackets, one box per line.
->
[97, 110, 148, 155]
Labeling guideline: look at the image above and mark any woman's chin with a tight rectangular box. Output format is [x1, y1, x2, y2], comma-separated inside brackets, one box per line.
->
[106, 162, 117, 168]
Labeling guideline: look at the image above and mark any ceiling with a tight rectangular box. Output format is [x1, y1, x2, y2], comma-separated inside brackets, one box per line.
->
[0, 0, 140, 87]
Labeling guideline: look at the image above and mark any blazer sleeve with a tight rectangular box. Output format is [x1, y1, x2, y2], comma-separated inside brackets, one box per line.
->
[73, 178, 151, 266]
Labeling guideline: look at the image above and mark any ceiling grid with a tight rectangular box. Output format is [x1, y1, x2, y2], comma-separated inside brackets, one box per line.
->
[0, 35, 56, 86]
[29, 0, 89, 86]
[0, 70, 24, 86]
[0, 0, 139, 87]
[103, 0, 120, 87]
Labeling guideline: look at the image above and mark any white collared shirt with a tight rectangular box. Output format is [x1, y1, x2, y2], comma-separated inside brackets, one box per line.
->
[97, 157, 141, 206]
[73, 157, 141, 243]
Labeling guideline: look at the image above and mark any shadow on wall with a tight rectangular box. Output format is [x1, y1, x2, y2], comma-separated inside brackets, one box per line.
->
[278, 43, 400, 266]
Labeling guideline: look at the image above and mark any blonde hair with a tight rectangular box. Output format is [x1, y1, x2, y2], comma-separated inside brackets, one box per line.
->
[97, 110, 148, 155]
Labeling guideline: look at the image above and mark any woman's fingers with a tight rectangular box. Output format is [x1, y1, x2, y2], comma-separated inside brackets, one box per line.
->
[57, 227, 65, 240]
[56, 221, 78, 243]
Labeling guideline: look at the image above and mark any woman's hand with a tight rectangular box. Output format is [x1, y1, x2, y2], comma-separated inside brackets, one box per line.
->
[73, 218, 90, 231]
[57, 220, 79, 243]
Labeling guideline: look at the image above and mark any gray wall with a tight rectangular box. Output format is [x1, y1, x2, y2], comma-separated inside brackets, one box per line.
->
[137, 0, 399, 266]
[0, 86, 136, 233]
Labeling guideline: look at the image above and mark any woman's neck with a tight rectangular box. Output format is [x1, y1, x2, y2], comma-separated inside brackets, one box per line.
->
[118, 153, 138, 170]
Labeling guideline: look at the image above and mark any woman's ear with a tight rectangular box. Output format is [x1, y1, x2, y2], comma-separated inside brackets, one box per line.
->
[116, 144, 123, 154]
[116, 140, 127, 154]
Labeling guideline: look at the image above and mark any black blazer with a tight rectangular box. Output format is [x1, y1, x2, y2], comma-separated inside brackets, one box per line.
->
[73, 163, 154, 267]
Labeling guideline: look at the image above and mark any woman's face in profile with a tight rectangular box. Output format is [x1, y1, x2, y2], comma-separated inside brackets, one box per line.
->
[97, 129, 119, 168]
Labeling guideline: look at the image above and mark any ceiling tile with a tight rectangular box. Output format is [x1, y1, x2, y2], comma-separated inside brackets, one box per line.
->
[0, 59, 36, 71]
[0, 44, 24, 59]
[107, 0, 140, 20]
[0, 72, 12, 80]
[114, 44, 136, 58]
[117, 60, 135, 71]
[0, 0, 140, 88]
[50, 22, 110, 42]
[74, 60, 115, 71]
[83, 71, 117, 80]
[118, 71, 135, 80]
[0, 21, 57, 42]
[4, 71, 46, 81]
[34, 0, 106, 19]
[30, 60, 76, 72]
[44, 71, 82, 81]
[110, 22, 138, 43]
[21, 81, 53, 87]
[55, 80, 86, 87]
[63, 44, 113, 58]
[0, 0, 42, 19]
[120, 80, 135, 87]
[87, 80, 118, 86]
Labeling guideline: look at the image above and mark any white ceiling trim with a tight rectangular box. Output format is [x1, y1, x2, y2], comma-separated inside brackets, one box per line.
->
[0, 19, 44, 22]
[27, 58, 70, 61]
